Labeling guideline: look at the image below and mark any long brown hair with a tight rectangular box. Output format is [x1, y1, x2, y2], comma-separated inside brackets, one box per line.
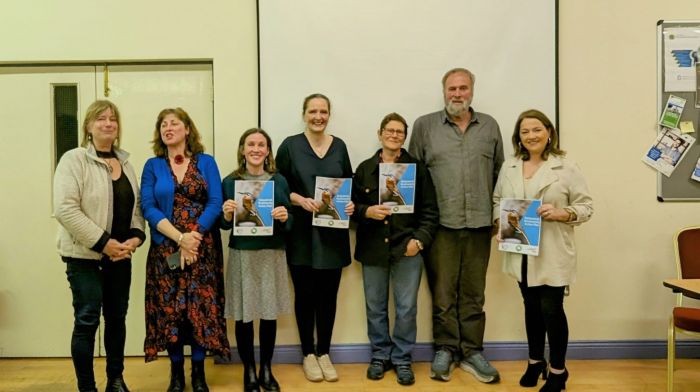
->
[512, 109, 565, 160]
[232, 128, 277, 177]
[151, 107, 205, 157]
[80, 100, 122, 148]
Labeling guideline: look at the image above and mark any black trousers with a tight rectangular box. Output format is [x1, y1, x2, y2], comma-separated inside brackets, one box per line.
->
[65, 258, 131, 392]
[519, 255, 568, 369]
[288, 265, 342, 356]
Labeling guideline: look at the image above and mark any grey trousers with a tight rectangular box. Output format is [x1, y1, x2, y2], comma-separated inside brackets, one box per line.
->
[425, 225, 492, 358]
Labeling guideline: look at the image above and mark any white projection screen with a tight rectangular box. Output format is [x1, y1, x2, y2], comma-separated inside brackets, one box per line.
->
[259, 0, 557, 166]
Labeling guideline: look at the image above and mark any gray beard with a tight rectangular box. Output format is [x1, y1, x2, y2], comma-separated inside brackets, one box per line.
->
[446, 101, 469, 117]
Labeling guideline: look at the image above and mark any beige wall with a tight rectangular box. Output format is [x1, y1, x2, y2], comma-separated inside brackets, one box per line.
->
[2, 0, 700, 356]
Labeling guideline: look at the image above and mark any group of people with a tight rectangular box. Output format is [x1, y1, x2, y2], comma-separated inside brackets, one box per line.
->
[53, 67, 592, 392]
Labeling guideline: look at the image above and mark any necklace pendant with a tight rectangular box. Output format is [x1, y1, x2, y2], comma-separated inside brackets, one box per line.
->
[173, 154, 185, 165]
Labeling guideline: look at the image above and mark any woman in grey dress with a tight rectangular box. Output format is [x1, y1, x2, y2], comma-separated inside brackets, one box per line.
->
[221, 128, 292, 392]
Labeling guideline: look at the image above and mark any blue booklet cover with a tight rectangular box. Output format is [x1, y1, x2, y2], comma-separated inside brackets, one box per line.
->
[312, 177, 352, 229]
[498, 198, 542, 256]
[379, 163, 416, 214]
[233, 180, 274, 236]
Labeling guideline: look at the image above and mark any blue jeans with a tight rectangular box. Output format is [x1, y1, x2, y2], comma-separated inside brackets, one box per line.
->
[65, 258, 131, 392]
[362, 254, 422, 365]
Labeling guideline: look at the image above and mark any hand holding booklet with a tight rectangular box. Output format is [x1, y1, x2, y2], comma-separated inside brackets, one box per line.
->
[498, 198, 542, 256]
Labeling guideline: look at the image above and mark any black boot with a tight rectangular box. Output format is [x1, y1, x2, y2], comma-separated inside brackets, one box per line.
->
[520, 360, 548, 387]
[191, 360, 209, 392]
[105, 375, 130, 392]
[258, 320, 279, 391]
[244, 363, 261, 392]
[167, 361, 185, 392]
[258, 362, 280, 391]
[539, 368, 568, 392]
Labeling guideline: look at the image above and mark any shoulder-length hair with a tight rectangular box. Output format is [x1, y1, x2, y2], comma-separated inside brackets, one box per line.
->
[151, 107, 205, 157]
[512, 109, 565, 160]
[80, 100, 122, 148]
[232, 128, 277, 177]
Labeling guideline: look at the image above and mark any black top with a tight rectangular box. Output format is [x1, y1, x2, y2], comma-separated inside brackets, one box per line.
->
[89, 169, 145, 254]
[220, 172, 293, 250]
[352, 148, 439, 266]
[276, 133, 353, 269]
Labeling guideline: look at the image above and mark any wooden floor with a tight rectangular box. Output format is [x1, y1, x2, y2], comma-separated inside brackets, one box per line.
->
[2, 357, 700, 391]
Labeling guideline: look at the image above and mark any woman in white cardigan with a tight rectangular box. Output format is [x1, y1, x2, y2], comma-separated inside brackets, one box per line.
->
[493, 109, 593, 392]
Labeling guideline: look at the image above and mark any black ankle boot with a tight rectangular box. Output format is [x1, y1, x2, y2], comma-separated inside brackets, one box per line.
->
[191, 360, 209, 392]
[167, 361, 185, 392]
[258, 362, 280, 391]
[520, 360, 548, 387]
[243, 363, 261, 392]
[105, 375, 130, 392]
[539, 368, 568, 392]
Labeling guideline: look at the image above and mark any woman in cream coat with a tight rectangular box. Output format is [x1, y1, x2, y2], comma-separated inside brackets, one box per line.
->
[493, 109, 592, 392]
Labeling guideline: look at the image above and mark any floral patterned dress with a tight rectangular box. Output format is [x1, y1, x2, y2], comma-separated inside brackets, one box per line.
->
[144, 156, 230, 361]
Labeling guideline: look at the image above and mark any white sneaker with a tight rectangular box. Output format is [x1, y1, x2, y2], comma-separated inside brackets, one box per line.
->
[316, 354, 339, 382]
[303, 354, 323, 382]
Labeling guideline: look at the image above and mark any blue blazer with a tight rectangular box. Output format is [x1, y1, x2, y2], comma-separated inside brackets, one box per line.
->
[141, 153, 223, 244]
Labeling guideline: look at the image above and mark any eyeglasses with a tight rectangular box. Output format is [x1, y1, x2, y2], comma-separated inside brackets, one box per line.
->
[382, 128, 405, 136]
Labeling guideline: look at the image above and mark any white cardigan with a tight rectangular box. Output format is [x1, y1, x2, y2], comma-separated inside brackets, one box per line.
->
[492, 156, 593, 287]
[53, 144, 144, 260]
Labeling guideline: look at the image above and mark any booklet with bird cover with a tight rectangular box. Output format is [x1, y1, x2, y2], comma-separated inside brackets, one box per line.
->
[312, 176, 352, 229]
[379, 163, 416, 214]
[498, 198, 542, 256]
[233, 180, 274, 236]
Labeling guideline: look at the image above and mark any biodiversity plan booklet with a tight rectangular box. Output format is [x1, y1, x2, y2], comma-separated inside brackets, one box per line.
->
[232, 180, 274, 236]
[498, 198, 542, 256]
[312, 176, 352, 229]
[379, 163, 416, 214]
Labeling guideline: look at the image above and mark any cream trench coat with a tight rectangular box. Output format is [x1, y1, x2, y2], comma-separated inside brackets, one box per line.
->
[492, 156, 593, 287]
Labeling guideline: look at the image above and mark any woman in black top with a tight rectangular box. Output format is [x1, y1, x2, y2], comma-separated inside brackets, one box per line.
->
[276, 93, 354, 382]
[352, 112, 438, 386]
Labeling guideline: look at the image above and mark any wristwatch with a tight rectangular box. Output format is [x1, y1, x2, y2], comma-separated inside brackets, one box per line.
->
[414, 239, 424, 251]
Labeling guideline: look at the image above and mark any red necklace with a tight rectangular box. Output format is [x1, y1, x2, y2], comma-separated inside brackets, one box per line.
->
[173, 154, 185, 165]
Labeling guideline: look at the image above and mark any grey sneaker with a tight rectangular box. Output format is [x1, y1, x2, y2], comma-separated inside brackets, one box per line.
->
[430, 349, 455, 381]
[459, 352, 500, 383]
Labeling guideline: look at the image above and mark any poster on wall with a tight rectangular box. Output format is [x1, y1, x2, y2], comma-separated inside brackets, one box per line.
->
[642, 127, 696, 177]
[659, 95, 686, 129]
[664, 26, 700, 92]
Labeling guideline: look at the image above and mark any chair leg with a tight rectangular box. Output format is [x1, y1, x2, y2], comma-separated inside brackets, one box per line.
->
[667, 316, 675, 392]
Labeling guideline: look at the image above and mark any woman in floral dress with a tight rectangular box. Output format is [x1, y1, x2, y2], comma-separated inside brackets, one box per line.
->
[141, 107, 229, 392]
